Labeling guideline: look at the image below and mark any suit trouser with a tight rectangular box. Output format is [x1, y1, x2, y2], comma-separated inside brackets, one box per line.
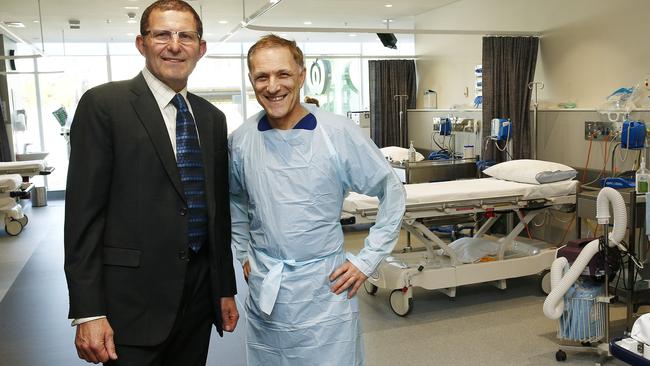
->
[105, 246, 213, 366]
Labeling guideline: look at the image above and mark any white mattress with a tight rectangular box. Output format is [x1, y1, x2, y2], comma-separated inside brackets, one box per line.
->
[0, 160, 46, 173]
[343, 178, 579, 212]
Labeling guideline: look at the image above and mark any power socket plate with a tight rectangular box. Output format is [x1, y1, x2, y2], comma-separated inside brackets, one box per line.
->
[584, 121, 621, 141]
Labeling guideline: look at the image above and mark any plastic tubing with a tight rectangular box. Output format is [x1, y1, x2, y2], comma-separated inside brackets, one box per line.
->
[543, 187, 626, 319]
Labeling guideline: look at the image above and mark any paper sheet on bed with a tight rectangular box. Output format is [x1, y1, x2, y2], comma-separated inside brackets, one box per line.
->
[343, 178, 578, 212]
[0, 160, 47, 172]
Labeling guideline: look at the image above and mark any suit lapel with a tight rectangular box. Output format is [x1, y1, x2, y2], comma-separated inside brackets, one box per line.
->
[129, 74, 186, 201]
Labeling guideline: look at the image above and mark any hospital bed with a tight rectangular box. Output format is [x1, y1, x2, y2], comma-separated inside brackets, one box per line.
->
[343, 177, 578, 316]
[0, 160, 53, 236]
[0, 174, 33, 236]
[0, 160, 54, 179]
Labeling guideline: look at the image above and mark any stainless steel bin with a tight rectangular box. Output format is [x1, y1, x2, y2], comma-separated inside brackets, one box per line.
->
[31, 186, 47, 207]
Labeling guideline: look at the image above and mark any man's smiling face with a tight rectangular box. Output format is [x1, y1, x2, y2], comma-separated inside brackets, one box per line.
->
[136, 9, 206, 92]
[249, 46, 306, 128]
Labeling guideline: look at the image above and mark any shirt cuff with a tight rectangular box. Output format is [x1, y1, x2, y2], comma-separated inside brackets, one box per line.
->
[71, 315, 106, 326]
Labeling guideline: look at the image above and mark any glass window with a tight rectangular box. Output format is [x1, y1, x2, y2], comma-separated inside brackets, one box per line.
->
[37, 56, 109, 191]
[190, 57, 247, 134]
[245, 91, 263, 121]
[304, 58, 363, 115]
[108, 42, 141, 56]
[6, 73, 39, 152]
[36, 42, 108, 56]
[110, 55, 145, 81]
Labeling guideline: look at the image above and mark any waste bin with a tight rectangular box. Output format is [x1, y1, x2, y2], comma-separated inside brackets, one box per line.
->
[31, 186, 47, 207]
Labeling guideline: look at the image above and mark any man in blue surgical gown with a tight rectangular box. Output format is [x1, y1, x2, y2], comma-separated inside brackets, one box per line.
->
[229, 35, 406, 365]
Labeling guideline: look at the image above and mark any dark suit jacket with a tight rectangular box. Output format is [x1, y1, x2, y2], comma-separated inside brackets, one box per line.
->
[64, 73, 236, 346]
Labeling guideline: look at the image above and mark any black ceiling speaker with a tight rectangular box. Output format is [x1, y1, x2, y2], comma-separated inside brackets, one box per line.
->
[9, 50, 16, 71]
[377, 33, 397, 49]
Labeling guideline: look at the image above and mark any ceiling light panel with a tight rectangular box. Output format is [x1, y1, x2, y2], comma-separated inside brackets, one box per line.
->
[4, 21, 25, 28]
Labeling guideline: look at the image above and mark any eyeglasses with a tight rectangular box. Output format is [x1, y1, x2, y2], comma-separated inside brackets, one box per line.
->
[143, 30, 201, 45]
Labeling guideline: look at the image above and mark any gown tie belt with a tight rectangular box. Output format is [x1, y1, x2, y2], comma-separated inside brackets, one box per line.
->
[258, 250, 337, 315]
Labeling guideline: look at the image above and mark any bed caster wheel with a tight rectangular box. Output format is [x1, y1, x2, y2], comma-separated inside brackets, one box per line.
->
[5, 218, 23, 236]
[16, 215, 28, 227]
[389, 289, 413, 317]
[363, 281, 378, 295]
[555, 349, 567, 362]
[539, 269, 551, 295]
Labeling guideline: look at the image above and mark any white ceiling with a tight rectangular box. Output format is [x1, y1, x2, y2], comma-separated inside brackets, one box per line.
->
[0, 0, 459, 47]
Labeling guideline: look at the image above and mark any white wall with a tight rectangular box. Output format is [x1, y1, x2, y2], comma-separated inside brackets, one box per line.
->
[414, 0, 650, 109]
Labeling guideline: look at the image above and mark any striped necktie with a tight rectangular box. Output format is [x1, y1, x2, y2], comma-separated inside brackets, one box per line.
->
[171, 93, 207, 253]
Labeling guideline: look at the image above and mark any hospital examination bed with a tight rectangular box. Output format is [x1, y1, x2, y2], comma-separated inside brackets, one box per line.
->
[0, 160, 53, 236]
[343, 177, 578, 316]
[0, 174, 33, 236]
[0, 160, 54, 179]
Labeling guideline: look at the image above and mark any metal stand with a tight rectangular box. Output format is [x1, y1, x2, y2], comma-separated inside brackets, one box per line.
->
[555, 227, 614, 365]
[394, 94, 408, 147]
[528, 81, 544, 160]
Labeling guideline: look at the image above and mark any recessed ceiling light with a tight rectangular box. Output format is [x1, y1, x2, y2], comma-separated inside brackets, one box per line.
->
[269, 0, 280, 3]
[385, 4, 393, 7]
[124, 6, 139, 10]
[33, 20, 40, 23]
[4, 22, 25, 28]
[303, 21, 312, 25]
[349, 34, 357, 37]
[218, 20, 228, 24]
[382, 19, 394, 23]
[126, 12, 137, 23]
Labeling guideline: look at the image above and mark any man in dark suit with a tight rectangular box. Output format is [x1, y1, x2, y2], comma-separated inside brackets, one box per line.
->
[64, 1, 238, 364]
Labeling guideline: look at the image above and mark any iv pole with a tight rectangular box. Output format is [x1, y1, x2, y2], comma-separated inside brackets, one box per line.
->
[528, 81, 544, 159]
[394, 95, 409, 147]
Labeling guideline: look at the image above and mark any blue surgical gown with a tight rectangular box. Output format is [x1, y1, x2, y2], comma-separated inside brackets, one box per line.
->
[229, 104, 405, 366]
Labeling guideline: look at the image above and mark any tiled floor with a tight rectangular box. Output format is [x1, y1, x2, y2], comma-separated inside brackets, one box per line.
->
[0, 201, 630, 365]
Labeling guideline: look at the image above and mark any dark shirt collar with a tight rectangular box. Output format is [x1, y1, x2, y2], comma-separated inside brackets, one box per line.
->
[258, 113, 317, 131]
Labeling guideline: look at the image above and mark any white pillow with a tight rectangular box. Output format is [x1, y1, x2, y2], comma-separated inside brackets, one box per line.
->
[483, 159, 577, 184]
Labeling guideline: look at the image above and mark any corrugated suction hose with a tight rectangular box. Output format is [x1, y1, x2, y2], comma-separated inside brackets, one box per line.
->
[543, 187, 626, 319]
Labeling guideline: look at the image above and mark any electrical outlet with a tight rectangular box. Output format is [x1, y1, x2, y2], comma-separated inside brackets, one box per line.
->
[584, 121, 621, 141]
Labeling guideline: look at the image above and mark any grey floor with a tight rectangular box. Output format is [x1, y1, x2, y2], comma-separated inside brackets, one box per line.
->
[0, 202, 632, 365]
